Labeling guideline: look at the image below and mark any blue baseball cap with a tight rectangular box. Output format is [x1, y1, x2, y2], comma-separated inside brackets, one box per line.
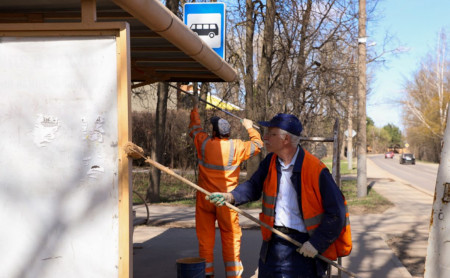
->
[258, 113, 302, 136]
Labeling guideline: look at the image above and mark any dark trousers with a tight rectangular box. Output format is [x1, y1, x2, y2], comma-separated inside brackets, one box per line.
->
[258, 231, 326, 278]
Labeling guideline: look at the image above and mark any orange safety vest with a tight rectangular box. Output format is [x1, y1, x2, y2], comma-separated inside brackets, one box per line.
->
[188, 108, 263, 193]
[259, 151, 352, 261]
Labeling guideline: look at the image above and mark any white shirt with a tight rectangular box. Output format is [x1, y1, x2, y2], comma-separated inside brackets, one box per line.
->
[273, 147, 307, 232]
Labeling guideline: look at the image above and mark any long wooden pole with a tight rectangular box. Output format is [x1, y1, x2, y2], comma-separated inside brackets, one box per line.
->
[123, 143, 361, 278]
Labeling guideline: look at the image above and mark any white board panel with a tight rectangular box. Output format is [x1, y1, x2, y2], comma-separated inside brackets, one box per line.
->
[0, 36, 119, 278]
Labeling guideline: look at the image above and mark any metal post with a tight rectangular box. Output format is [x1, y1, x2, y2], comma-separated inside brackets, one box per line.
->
[332, 118, 341, 189]
[347, 93, 354, 171]
[332, 118, 342, 278]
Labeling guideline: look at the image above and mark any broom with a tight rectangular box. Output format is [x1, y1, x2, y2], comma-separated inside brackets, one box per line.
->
[123, 142, 360, 278]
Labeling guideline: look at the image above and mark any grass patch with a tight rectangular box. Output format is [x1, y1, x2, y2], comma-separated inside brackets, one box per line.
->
[341, 179, 393, 214]
[132, 170, 197, 205]
[322, 157, 357, 175]
[132, 167, 393, 214]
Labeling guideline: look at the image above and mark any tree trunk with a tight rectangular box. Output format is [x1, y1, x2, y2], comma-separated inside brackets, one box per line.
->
[424, 106, 450, 278]
[244, 0, 255, 119]
[176, 82, 182, 110]
[147, 82, 169, 202]
[243, 0, 259, 177]
[248, 0, 276, 177]
[146, 0, 179, 202]
[256, 0, 275, 118]
[357, 0, 367, 197]
[294, 0, 313, 108]
[199, 82, 208, 123]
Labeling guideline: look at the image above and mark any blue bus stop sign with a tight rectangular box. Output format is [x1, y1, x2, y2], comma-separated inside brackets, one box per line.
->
[184, 2, 226, 59]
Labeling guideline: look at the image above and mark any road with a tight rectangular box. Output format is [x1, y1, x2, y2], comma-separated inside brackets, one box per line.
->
[369, 154, 438, 195]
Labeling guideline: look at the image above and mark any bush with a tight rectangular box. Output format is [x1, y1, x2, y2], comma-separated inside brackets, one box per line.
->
[132, 110, 196, 170]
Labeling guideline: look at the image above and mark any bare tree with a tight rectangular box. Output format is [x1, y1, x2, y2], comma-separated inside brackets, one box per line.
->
[224, 0, 391, 180]
[226, 0, 365, 144]
[147, 0, 181, 202]
[402, 29, 449, 162]
[147, 83, 168, 202]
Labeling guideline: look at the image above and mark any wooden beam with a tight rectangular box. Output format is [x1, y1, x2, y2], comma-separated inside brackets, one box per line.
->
[132, 57, 195, 62]
[0, 11, 135, 22]
[27, 13, 44, 23]
[0, 22, 127, 33]
[136, 65, 207, 71]
[152, 72, 217, 78]
[131, 80, 159, 89]
[81, 0, 97, 23]
[117, 24, 133, 278]
[129, 31, 161, 38]
[131, 46, 179, 52]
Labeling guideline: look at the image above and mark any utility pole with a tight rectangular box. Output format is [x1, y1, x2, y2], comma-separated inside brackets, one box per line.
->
[357, 0, 367, 197]
[424, 107, 450, 278]
[346, 69, 355, 171]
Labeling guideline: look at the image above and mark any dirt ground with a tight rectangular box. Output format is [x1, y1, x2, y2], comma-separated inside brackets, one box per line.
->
[350, 205, 425, 278]
[385, 233, 427, 278]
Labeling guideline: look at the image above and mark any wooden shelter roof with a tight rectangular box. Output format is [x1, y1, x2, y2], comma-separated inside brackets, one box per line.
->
[0, 0, 237, 85]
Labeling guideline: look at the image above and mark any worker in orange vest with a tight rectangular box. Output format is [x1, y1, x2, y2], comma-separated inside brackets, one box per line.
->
[189, 102, 263, 278]
[207, 113, 351, 278]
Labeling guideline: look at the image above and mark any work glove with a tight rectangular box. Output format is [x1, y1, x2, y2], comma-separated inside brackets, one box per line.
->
[205, 192, 234, 206]
[297, 241, 318, 258]
[241, 118, 253, 130]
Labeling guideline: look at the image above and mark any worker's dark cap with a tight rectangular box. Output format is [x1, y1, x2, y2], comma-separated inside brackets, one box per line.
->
[259, 113, 302, 136]
[210, 116, 231, 136]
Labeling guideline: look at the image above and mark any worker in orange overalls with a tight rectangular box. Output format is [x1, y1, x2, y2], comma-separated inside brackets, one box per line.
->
[188, 101, 263, 278]
[206, 113, 351, 277]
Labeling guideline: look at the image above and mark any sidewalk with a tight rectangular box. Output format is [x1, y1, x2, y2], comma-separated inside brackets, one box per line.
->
[132, 158, 433, 278]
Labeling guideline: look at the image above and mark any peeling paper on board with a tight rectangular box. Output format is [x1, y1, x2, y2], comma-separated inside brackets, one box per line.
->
[81, 116, 105, 143]
[33, 114, 59, 147]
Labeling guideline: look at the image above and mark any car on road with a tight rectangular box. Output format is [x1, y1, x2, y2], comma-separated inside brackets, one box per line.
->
[384, 151, 394, 159]
[399, 153, 415, 165]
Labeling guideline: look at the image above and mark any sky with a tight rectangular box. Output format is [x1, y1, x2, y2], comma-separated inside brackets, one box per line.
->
[367, 0, 450, 130]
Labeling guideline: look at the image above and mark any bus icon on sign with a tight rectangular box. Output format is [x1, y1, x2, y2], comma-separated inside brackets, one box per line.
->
[190, 23, 219, 38]
[184, 3, 225, 57]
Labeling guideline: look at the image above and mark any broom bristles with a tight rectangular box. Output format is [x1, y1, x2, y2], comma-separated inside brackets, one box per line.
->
[123, 142, 145, 159]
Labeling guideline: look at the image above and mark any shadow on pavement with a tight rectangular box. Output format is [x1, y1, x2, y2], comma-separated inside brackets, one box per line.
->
[133, 227, 261, 278]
